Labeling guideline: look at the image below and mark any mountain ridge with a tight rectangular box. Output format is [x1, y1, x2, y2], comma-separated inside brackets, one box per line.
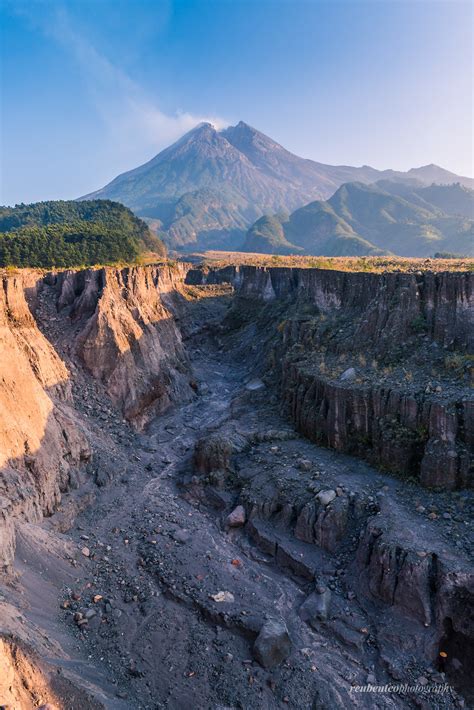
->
[243, 180, 474, 257]
[81, 121, 473, 251]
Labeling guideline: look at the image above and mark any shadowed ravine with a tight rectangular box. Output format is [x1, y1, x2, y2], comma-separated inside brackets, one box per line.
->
[0, 265, 472, 709]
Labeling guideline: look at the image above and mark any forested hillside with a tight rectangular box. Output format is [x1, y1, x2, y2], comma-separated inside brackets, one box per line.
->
[0, 200, 166, 267]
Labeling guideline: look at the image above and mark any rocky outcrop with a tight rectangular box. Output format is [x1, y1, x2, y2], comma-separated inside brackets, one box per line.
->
[236, 266, 474, 351]
[0, 273, 89, 570]
[281, 367, 472, 488]
[185, 265, 240, 287]
[355, 505, 474, 665]
[52, 265, 194, 428]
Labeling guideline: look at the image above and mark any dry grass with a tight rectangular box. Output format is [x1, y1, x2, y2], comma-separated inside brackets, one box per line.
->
[184, 250, 474, 273]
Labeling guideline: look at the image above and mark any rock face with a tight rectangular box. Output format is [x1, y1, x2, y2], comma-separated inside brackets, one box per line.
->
[233, 266, 474, 489]
[355, 506, 474, 651]
[52, 264, 194, 428]
[236, 266, 473, 351]
[0, 273, 90, 569]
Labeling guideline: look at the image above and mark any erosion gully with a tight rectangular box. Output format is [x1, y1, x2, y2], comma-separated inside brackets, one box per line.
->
[6, 283, 469, 710]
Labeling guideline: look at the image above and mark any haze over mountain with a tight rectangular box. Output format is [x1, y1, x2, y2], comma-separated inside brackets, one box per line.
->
[82, 121, 474, 251]
[243, 181, 474, 257]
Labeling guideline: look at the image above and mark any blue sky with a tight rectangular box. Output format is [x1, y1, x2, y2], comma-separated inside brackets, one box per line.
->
[1, 0, 472, 205]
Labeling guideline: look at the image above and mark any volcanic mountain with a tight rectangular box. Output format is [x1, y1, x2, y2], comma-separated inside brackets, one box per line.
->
[81, 121, 474, 251]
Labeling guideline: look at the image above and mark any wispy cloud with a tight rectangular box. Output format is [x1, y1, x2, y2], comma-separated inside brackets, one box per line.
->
[9, 1, 226, 156]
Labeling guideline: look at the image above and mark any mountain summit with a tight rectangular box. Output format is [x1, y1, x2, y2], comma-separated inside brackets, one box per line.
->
[81, 122, 473, 250]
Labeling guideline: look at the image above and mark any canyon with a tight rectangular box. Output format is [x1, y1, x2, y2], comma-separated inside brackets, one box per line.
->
[0, 262, 472, 709]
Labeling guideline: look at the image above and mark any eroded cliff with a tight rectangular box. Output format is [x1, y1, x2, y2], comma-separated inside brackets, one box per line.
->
[52, 264, 193, 427]
[0, 264, 194, 572]
[225, 266, 473, 489]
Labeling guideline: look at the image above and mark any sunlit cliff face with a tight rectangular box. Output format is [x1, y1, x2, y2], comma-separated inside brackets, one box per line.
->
[0, 276, 69, 468]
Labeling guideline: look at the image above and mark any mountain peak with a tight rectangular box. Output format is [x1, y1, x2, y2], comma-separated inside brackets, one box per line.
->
[234, 120, 256, 131]
[80, 120, 473, 251]
[188, 121, 218, 136]
[221, 121, 286, 156]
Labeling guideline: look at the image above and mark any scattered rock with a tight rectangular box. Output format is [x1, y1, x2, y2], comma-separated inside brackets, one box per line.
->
[316, 490, 336, 506]
[210, 591, 235, 603]
[226, 505, 246, 527]
[253, 619, 292, 669]
[81, 546, 90, 557]
[245, 379, 265, 391]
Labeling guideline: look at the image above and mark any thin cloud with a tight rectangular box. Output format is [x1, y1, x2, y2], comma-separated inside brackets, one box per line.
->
[8, 1, 226, 156]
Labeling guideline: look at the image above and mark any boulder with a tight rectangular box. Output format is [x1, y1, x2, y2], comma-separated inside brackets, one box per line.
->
[316, 489, 336, 506]
[172, 528, 191, 544]
[226, 505, 246, 527]
[253, 619, 292, 669]
[299, 587, 332, 626]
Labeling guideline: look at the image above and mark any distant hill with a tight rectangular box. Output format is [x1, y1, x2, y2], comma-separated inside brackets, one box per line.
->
[373, 180, 474, 218]
[80, 121, 473, 251]
[0, 200, 166, 268]
[243, 181, 474, 257]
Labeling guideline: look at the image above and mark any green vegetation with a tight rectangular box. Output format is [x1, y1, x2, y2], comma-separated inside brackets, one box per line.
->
[434, 251, 468, 259]
[245, 214, 300, 255]
[0, 199, 166, 268]
[444, 352, 474, 380]
[410, 315, 428, 333]
[243, 181, 474, 258]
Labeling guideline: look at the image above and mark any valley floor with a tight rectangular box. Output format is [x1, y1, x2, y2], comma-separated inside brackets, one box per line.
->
[0, 283, 471, 710]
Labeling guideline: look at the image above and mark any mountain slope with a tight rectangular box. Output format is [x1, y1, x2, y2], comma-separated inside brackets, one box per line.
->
[243, 181, 474, 257]
[374, 180, 474, 218]
[81, 121, 474, 251]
